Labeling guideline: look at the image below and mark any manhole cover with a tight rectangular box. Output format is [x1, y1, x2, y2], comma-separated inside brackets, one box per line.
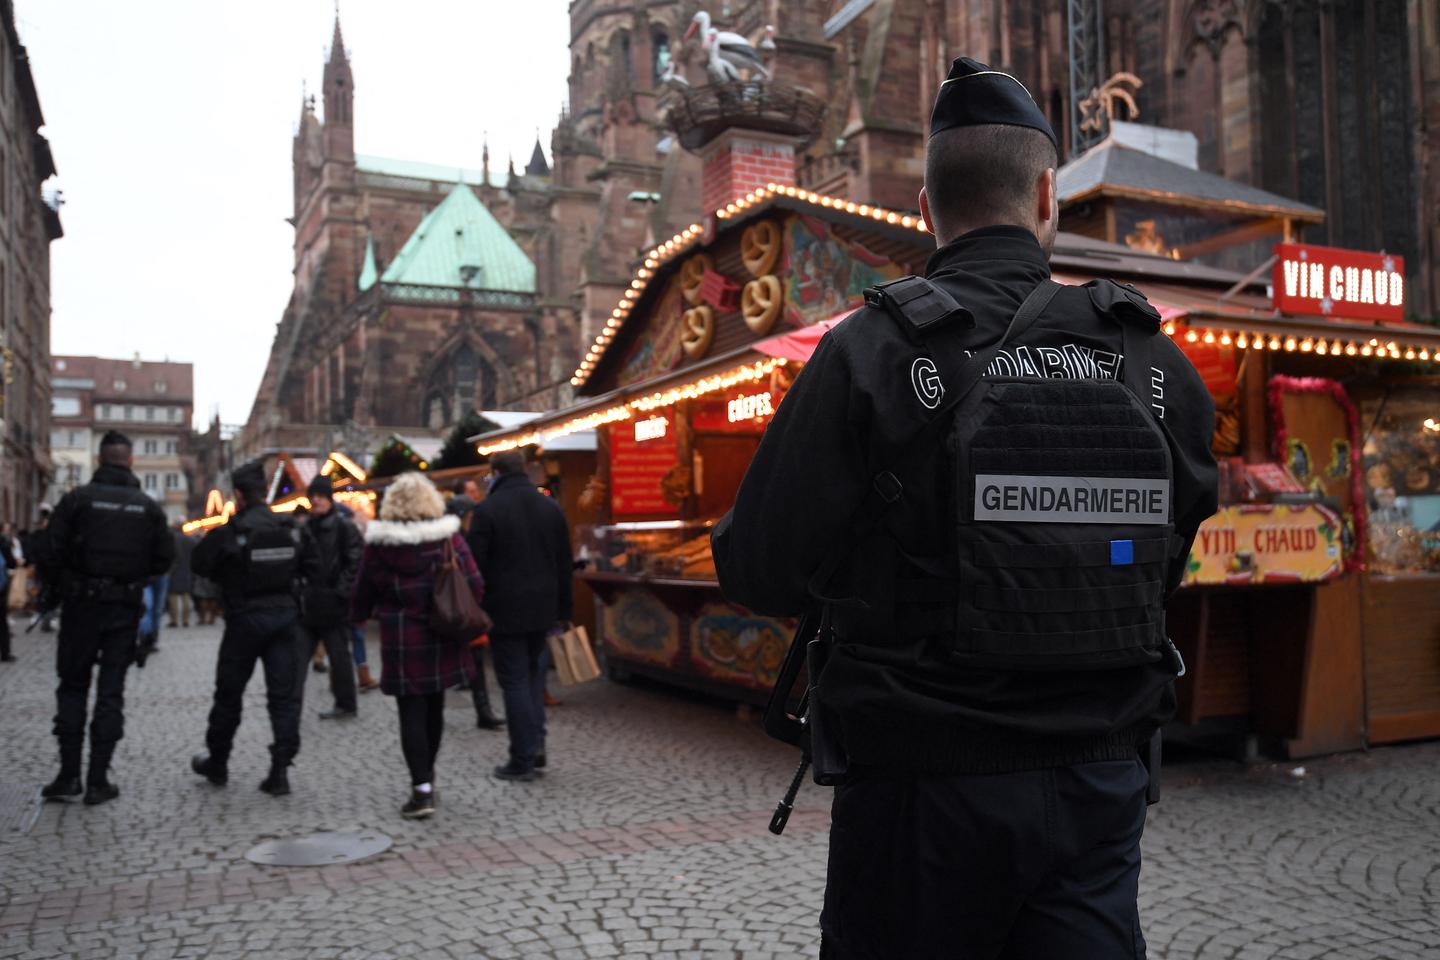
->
[0, 783, 42, 837]
[245, 831, 392, 867]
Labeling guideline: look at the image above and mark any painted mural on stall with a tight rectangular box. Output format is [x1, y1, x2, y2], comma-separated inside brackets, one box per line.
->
[783, 214, 904, 327]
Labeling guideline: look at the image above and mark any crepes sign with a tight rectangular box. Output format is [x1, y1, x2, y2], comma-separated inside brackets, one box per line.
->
[1272, 242, 1405, 322]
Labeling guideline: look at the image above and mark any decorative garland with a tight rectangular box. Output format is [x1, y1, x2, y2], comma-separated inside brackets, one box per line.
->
[1267, 375, 1366, 571]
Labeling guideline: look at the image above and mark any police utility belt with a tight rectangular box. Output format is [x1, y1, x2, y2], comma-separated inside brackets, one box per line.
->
[65, 576, 144, 604]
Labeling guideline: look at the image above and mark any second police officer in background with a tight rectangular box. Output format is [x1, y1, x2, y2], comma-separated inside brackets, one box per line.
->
[714, 59, 1218, 958]
[190, 462, 319, 796]
[37, 430, 173, 806]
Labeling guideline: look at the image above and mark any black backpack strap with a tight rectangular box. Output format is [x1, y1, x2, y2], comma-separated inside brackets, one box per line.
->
[806, 279, 1062, 604]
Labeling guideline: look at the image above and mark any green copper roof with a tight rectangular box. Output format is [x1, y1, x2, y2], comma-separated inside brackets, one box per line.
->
[379, 183, 535, 293]
[358, 236, 378, 292]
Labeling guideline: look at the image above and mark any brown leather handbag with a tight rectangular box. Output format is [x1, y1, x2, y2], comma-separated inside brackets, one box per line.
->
[431, 537, 492, 642]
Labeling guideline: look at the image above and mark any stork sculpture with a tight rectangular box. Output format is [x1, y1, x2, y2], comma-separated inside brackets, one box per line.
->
[686, 10, 771, 82]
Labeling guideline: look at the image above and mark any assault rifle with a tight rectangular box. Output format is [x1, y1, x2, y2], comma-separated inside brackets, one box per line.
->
[763, 610, 847, 835]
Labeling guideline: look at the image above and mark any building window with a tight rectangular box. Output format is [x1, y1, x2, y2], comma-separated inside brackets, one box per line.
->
[69, 431, 80, 447]
[164, 473, 178, 489]
[165, 440, 177, 455]
[113, 378, 127, 392]
[143, 439, 157, 455]
[146, 406, 155, 421]
[143, 473, 157, 490]
[66, 463, 80, 487]
[125, 405, 135, 420]
[171, 407, 182, 422]
[51, 395, 80, 416]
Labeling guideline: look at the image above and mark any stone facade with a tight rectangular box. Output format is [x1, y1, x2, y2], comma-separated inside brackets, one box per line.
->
[0, 1, 60, 528]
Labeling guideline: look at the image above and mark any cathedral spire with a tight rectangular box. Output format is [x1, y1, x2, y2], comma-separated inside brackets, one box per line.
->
[322, 9, 354, 159]
[482, 134, 491, 185]
[329, 5, 348, 66]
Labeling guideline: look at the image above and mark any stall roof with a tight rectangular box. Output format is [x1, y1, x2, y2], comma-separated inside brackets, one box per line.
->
[469, 411, 597, 452]
[1058, 138, 1325, 222]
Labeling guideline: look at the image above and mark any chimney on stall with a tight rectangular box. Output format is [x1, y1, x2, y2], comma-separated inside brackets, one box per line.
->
[700, 129, 797, 217]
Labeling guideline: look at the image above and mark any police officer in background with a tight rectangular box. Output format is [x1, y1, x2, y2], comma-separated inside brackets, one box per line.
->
[714, 58, 1218, 958]
[36, 430, 173, 806]
[190, 462, 318, 796]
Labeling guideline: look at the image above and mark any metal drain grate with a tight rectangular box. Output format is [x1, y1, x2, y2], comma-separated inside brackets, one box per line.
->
[0, 783, 43, 837]
[245, 831, 392, 867]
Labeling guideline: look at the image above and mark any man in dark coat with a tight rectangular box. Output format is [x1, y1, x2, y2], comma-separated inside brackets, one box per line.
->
[167, 523, 195, 628]
[297, 475, 362, 719]
[467, 450, 573, 781]
[190, 462, 319, 796]
[35, 431, 173, 805]
[713, 59, 1218, 958]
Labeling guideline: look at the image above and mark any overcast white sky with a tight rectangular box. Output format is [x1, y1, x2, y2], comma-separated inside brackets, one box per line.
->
[17, 0, 571, 429]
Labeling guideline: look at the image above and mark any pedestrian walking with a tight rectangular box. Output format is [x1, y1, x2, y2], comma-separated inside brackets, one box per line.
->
[350, 472, 482, 818]
[136, 569, 168, 660]
[297, 475, 362, 719]
[0, 523, 18, 662]
[467, 450, 573, 781]
[167, 522, 195, 628]
[713, 58, 1219, 959]
[35, 431, 173, 805]
[445, 492, 503, 730]
[190, 462, 318, 797]
[338, 503, 379, 692]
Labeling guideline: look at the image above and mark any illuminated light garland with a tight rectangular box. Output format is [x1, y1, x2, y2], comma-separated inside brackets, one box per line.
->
[1284, 337, 1298, 352]
[1185, 329, 1199, 343]
[1236, 333, 1248, 349]
[1346, 342, 1358, 356]
[629, 358, 787, 413]
[1315, 340, 1328, 355]
[1300, 338, 1313, 352]
[1269, 337, 1282, 351]
[1202, 330, 1216, 344]
[1219, 332, 1232, 346]
[1163, 321, 1178, 336]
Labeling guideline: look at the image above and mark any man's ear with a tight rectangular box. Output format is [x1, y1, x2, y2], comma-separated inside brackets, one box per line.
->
[1037, 168, 1057, 227]
[919, 187, 934, 238]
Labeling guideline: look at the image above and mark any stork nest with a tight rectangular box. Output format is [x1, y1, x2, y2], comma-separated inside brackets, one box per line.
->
[662, 80, 827, 151]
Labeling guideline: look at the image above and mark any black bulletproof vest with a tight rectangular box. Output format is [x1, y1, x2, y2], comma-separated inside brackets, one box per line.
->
[944, 377, 1172, 670]
[233, 512, 300, 598]
[846, 277, 1176, 672]
[70, 481, 159, 583]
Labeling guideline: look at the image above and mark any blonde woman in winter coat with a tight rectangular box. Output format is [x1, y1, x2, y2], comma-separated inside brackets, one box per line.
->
[350, 472, 484, 819]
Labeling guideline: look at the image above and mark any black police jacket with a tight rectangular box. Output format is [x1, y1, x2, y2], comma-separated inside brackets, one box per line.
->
[37, 464, 173, 599]
[302, 508, 363, 627]
[713, 225, 1219, 774]
[467, 472, 573, 634]
[192, 503, 320, 615]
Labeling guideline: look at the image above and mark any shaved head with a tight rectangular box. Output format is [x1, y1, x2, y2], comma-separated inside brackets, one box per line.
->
[922, 123, 1059, 251]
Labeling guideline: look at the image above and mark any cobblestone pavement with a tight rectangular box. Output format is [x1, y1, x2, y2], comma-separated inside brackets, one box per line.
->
[1, 617, 1438, 959]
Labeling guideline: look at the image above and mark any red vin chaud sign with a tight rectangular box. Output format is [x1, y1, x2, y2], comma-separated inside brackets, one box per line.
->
[1272, 243, 1405, 322]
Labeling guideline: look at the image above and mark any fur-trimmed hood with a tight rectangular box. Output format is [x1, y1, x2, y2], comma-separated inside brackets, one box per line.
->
[364, 514, 460, 546]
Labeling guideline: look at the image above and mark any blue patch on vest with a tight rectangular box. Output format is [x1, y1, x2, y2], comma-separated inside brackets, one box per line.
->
[1110, 540, 1134, 566]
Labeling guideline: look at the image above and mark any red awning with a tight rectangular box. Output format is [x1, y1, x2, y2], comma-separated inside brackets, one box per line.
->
[752, 310, 855, 362]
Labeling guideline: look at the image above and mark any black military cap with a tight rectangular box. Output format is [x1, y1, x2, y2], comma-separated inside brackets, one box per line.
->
[232, 461, 267, 494]
[929, 57, 1057, 149]
[99, 430, 132, 448]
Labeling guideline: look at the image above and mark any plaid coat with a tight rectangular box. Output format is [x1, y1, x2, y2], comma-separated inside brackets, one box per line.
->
[350, 514, 483, 696]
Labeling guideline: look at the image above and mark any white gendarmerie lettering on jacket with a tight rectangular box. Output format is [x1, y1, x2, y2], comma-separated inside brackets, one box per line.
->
[974, 475, 1170, 524]
[250, 547, 297, 562]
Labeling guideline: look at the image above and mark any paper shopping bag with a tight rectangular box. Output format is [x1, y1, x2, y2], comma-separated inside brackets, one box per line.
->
[548, 624, 601, 686]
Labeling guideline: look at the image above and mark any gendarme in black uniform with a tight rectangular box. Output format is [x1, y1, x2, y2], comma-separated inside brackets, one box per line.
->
[714, 58, 1218, 960]
[37, 433, 173, 805]
[190, 463, 318, 796]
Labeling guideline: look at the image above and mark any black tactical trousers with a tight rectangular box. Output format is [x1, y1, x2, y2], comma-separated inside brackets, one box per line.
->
[204, 610, 302, 766]
[53, 600, 141, 783]
[820, 758, 1150, 960]
[298, 623, 356, 713]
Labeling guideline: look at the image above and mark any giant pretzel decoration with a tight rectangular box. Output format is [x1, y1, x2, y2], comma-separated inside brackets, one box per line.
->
[741, 221, 781, 277]
[742, 275, 783, 335]
[680, 254, 713, 305]
[681, 305, 716, 359]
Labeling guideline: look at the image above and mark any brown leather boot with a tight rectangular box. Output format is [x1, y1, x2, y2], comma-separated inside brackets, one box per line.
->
[357, 664, 379, 691]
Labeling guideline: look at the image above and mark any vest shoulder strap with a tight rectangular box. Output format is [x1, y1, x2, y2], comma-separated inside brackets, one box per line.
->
[863, 276, 973, 335]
